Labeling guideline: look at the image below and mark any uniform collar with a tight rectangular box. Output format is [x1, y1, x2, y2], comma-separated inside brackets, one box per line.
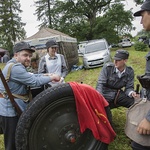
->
[47, 54, 58, 60]
[115, 67, 126, 74]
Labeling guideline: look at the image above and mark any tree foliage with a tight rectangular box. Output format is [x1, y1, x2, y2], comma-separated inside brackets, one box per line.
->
[0, 0, 26, 53]
[133, 0, 144, 5]
[100, 3, 133, 43]
[134, 41, 149, 51]
[34, 0, 140, 43]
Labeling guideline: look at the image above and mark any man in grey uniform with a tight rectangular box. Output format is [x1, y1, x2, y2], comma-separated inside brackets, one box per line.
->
[0, 41, 60, 150]
[96, 49, 137, 109]
[131, 0, 150, 149]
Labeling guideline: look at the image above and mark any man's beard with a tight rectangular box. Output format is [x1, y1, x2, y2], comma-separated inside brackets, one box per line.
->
[24, 61, 30, 67]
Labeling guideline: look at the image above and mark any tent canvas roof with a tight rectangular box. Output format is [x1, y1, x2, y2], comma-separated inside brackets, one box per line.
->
[0, 48, 8, 57]
[0, 48, 7, 53]
[23, 28, 77, 44]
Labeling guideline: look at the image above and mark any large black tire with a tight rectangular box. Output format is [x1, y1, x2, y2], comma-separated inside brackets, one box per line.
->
[15, 83, 110, 150]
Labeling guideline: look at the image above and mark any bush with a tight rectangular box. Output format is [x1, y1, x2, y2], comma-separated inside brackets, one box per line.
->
[134, 41, 149, 51]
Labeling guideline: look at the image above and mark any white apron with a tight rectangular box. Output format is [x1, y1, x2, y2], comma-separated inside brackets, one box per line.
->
[45, 53, 62, 86]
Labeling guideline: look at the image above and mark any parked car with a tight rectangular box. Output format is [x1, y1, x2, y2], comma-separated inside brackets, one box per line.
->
[83, 39, 111, 69]
[118, 38, 132, 48]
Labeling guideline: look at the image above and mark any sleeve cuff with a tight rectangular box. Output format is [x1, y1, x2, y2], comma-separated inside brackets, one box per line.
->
[146, 110, 150, 122]
[128, 91, 134, 97]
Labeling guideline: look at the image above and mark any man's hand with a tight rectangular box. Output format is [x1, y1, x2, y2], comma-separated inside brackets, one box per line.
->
[137, 118, 150, 135]
[50, 74, 61, 82]
[131, 91, 140, 99]
[44, 73, 61, 82]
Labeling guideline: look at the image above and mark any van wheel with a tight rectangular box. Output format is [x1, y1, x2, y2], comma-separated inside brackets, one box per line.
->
[83, 66, 88, 70]
[15, 83, 110, 150]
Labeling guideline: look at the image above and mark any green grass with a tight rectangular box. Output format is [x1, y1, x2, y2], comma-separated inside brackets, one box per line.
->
[66, 47, 146, 150]
[0, 135, 4, 150]
[0, 47, 147, 149]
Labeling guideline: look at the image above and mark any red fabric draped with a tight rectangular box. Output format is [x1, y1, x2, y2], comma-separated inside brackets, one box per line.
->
[69, 82, 116, 144]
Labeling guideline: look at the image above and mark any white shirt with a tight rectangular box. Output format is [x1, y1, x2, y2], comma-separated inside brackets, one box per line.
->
[115, 68, 134, 97]
[115, 68, 126, 78]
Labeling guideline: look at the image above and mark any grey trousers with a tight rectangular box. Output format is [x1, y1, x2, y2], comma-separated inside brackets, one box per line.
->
[131, 141, 150, 150]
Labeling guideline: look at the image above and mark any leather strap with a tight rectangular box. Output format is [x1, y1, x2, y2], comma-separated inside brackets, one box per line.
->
[114, 90, 120, 106]
[0, 93, 29, 102]
[5, 63, 14, 82]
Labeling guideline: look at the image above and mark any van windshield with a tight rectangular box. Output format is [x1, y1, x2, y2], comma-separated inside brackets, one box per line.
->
[120, 39, 131, 42]
[85, 42, 106, 54]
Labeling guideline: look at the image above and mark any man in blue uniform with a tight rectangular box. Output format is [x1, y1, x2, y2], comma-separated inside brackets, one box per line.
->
[96, 49, 137, 108]
[0, 41, 60, 150]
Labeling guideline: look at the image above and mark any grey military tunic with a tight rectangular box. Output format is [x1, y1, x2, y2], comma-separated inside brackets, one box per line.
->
[96, 62, 134, 103]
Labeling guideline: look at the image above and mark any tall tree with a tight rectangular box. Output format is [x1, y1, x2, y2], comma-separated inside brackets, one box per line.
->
[101, 3, 133, 38]
[34, 0, 56, 28]
[74, 2, 133, 43]
[0, 0, 26, 53]
[34, 0, 135, 41]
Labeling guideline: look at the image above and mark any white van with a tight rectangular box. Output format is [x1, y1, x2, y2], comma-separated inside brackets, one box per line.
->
[83, 39, 111, 69]
[118, 38, 132, 48]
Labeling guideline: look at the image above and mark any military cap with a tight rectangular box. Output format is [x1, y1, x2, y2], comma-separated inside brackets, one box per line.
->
[134, 0, 150, 17]
[46, 39, 59, 49]
[113, 49, 129, 60]
[13, 41, 35, 54]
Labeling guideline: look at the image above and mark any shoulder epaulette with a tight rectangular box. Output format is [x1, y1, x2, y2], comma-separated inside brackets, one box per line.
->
[106, 62, 114, 67]
[127, 66, 133, 70]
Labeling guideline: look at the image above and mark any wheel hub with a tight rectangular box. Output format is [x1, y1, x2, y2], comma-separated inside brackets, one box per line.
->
[59, 124, 80, 144]
[65, 131, 76, 143]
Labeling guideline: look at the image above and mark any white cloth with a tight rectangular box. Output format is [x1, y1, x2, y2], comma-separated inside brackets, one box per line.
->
[45, 53, 62, 76]
[115, 68, 126, 78]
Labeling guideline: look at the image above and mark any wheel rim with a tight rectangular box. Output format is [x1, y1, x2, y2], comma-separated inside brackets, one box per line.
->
[28, 96, 98, 150]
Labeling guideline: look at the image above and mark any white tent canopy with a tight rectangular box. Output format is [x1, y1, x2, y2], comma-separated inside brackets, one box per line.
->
[24, 28, 77, 45]
[22, 28, 79, 70]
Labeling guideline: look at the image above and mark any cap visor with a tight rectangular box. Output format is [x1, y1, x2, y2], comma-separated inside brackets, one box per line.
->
[113, 57, 122, 60]
[22, 48, 35, 52]
[134, 10, 143, 16]
[51, 45, 59, 48]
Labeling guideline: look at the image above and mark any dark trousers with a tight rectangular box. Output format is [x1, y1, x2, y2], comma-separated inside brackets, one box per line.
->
[0, 115, 19, 150]
[131, 141, 150, 150]
[108, 90, 134, 109]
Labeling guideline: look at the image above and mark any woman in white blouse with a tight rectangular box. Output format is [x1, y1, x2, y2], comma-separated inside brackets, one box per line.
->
[38, 39, 68, 87]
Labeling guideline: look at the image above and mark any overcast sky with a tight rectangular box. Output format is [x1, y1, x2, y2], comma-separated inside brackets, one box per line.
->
[20, 0, 143, 38]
